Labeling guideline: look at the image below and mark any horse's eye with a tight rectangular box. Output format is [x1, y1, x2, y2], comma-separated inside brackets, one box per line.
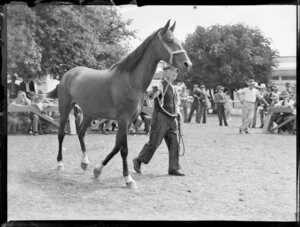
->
[166, 39, 173, 43]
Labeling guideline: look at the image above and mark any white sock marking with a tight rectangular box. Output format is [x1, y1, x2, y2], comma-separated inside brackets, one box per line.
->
[95, 163, 104, 171]
[124, 175, 134, 183]
[82, 153, 89, 164]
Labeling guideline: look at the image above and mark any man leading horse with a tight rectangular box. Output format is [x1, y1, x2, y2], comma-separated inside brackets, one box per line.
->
[133, 65, 185, 176]
[47, 20, 192, 189]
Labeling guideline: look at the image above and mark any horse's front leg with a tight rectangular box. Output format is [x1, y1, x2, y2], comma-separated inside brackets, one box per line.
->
[93, 120, 137, 189]
[120, 132, 138, 189]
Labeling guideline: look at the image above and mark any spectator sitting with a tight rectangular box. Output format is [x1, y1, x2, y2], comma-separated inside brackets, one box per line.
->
[7, 97, 19, 134]
[11, 91, 32, 134]
[19, 75, 36, 99]
[8, 74, 20, 101]
[271, 86, 281, 100]
[29, 91, 54, 135]
[271, 91, 295, 134]
[270, 93, 280, 107]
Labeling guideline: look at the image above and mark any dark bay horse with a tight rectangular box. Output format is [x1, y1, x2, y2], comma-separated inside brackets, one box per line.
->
[47, 20, 192, 188]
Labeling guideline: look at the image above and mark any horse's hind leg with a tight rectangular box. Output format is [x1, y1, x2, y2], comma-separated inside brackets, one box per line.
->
[77, 115, 93, 170]
[57, 99, 73, 170]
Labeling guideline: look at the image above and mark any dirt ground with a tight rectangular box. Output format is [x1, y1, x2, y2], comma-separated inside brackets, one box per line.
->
[7, 115, 296, 221]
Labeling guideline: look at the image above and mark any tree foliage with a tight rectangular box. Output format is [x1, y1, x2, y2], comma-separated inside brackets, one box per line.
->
[180, 24, 279, 92]
[7, 4, 136, 79]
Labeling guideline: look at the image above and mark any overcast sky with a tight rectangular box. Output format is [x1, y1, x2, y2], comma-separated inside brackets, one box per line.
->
[119, 5, 296, 57]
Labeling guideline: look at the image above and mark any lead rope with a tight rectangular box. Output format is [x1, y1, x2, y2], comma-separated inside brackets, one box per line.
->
[177, 118, 185, 156]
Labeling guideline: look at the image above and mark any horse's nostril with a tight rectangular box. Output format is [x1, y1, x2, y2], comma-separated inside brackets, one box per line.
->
[183, 62, 189, 67]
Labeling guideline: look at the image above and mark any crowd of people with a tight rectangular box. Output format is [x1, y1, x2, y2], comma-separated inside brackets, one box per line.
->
[7, 72, 296, 136]
[7, 74, 58, 135]
[178, 83, 233, 126]
[177, 79, 296, 134]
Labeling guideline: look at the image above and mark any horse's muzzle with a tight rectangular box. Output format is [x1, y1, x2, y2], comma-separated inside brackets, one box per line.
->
[182, 61, 192, 72]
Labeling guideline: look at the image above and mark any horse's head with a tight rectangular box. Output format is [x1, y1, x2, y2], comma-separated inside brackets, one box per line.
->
[156, 20, 192, 72]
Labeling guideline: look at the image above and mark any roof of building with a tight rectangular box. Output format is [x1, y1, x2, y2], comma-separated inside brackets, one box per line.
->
[273, 56, 296, 71]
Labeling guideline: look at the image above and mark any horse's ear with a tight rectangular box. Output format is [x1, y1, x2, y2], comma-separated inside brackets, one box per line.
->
[161, 19, 171, 35]
[170, 21, 176, 32]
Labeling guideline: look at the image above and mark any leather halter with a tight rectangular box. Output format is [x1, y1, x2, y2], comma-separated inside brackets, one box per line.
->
[158, 31, 187, 65]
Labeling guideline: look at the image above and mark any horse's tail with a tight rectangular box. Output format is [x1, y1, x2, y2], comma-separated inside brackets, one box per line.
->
[47, 85, 58, 99]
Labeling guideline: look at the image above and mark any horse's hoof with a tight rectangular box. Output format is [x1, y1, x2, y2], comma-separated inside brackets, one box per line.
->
[57, 163, 64, 171]
[93, 167, 102, 179]
[126, 181, 138, 189]
[81, 162, 88, 171]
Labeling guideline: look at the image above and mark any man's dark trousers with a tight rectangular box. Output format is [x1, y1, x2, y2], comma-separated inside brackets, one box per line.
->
[198, 102, 207, 123]
[136, 110, 180, 172]
[187, 101, 200, 123]
[216, 104, 227, 125]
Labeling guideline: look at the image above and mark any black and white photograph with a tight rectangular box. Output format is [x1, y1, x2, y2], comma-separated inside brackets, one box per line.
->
[4, 3, 297, 222]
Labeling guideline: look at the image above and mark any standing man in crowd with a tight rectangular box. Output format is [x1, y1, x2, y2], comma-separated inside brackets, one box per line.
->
[187, 84, 202, 123]
[179, 85, 188, 123]
[198, 84, 209, 124]
[250, 82, 260, 128]
[214, 86, 228, 126]
[133, 65, 184, 176]
[257, 83, 270, 128]
[8, 74, 20, 100]
[20, 75, 36, 99]
[271, 86, 281, 100]
[237, 79, 269, 134]
[284, 82, 292, 95]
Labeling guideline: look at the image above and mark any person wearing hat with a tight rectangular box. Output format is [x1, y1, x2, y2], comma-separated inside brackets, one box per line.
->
[187, 84, 202, 123]
[198, 84, 209, 124]
[8, 74, 20, 100]
[237, 79, 269, 133]
[271, 86, 281, 99]
[270, 93, 280, 107]
[179, 85, 189, 122]
[20, 74, 36, 99]
[133, 65, 185, 176]
[284, 82, 292, 95]
[214, 86, 228, 126]
[272, 90, 295, 133]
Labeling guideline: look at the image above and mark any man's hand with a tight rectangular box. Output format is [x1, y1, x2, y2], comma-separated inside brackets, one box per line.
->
[152, 86, 159, 92]
[177, 113, 182, 122]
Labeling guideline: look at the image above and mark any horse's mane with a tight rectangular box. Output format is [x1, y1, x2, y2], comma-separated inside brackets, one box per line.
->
[109, 28, 161, 73]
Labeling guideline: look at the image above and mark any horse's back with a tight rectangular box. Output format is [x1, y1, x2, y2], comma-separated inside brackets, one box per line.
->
[58, 66, 117, 117]
[60, 66, 111, 93]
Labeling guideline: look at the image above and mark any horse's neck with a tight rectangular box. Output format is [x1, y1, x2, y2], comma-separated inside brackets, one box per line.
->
[132, 42, 160, 92]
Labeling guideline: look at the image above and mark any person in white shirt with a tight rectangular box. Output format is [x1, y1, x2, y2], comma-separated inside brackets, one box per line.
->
[237, 79, 269, 134]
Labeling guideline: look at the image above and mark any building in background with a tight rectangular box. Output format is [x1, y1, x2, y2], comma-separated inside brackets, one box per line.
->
[270, 56, 296, 91]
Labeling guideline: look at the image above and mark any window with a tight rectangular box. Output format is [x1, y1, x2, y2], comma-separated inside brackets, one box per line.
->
[272, 76, 279, 80]
[281, 76, 295, 80]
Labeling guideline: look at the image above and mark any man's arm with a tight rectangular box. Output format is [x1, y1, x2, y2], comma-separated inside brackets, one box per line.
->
[236, 88, 244, 102]
[149, 82, 163, 99]
[256, 91, 270, 107]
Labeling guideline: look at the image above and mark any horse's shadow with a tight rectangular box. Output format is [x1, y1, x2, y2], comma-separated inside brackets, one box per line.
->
[19, 168, 169, 195]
